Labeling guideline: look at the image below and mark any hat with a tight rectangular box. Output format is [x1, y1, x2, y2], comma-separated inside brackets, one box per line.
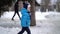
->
[23, 3, 29, 9]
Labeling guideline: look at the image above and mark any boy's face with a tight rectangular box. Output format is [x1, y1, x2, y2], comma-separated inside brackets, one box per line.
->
[27, 5, 31, 12]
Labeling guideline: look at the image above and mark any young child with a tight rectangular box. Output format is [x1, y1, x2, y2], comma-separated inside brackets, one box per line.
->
[18, 2, 31, 34]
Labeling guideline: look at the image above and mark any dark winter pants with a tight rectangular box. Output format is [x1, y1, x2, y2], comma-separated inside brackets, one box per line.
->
[18, 27, 31, 34]
[12, 10, 20, 19]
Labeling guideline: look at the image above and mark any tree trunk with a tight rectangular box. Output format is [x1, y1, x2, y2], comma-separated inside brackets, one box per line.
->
[30, 0, 36, 26]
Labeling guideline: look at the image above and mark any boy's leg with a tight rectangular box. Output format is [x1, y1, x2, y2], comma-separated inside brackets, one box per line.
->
[18, 27, 25, 34]
[25, 27, 31, 34]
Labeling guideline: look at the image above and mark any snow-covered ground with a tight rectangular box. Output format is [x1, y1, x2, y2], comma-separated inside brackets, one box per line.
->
[0, 10, 60, 34]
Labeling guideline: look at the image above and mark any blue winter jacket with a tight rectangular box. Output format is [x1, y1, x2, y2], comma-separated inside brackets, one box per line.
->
[20, 8, 30, 27]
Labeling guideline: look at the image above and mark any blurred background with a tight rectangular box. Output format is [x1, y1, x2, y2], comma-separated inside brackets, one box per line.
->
[1, 0, 60, 16]
[0, 0, 60, 34]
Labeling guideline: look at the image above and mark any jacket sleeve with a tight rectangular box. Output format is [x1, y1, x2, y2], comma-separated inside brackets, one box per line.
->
[21, 15, 27, 27]
[26, 19, 30, 26]
[23, 15, 30, 27]
[26, 16, 30, 26]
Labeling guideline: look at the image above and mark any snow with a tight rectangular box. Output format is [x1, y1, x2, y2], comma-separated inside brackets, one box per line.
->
[36, 0, 41, 4]
[1, 11, 22, 20]
[2, 11, 60, 20]
[0, 10, 60, 34]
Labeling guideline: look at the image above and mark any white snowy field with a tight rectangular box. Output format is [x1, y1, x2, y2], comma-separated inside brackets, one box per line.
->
[0, 11, 60, 34]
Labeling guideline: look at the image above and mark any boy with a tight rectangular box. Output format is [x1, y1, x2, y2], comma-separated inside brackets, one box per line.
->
[18, 2, 31, 34]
